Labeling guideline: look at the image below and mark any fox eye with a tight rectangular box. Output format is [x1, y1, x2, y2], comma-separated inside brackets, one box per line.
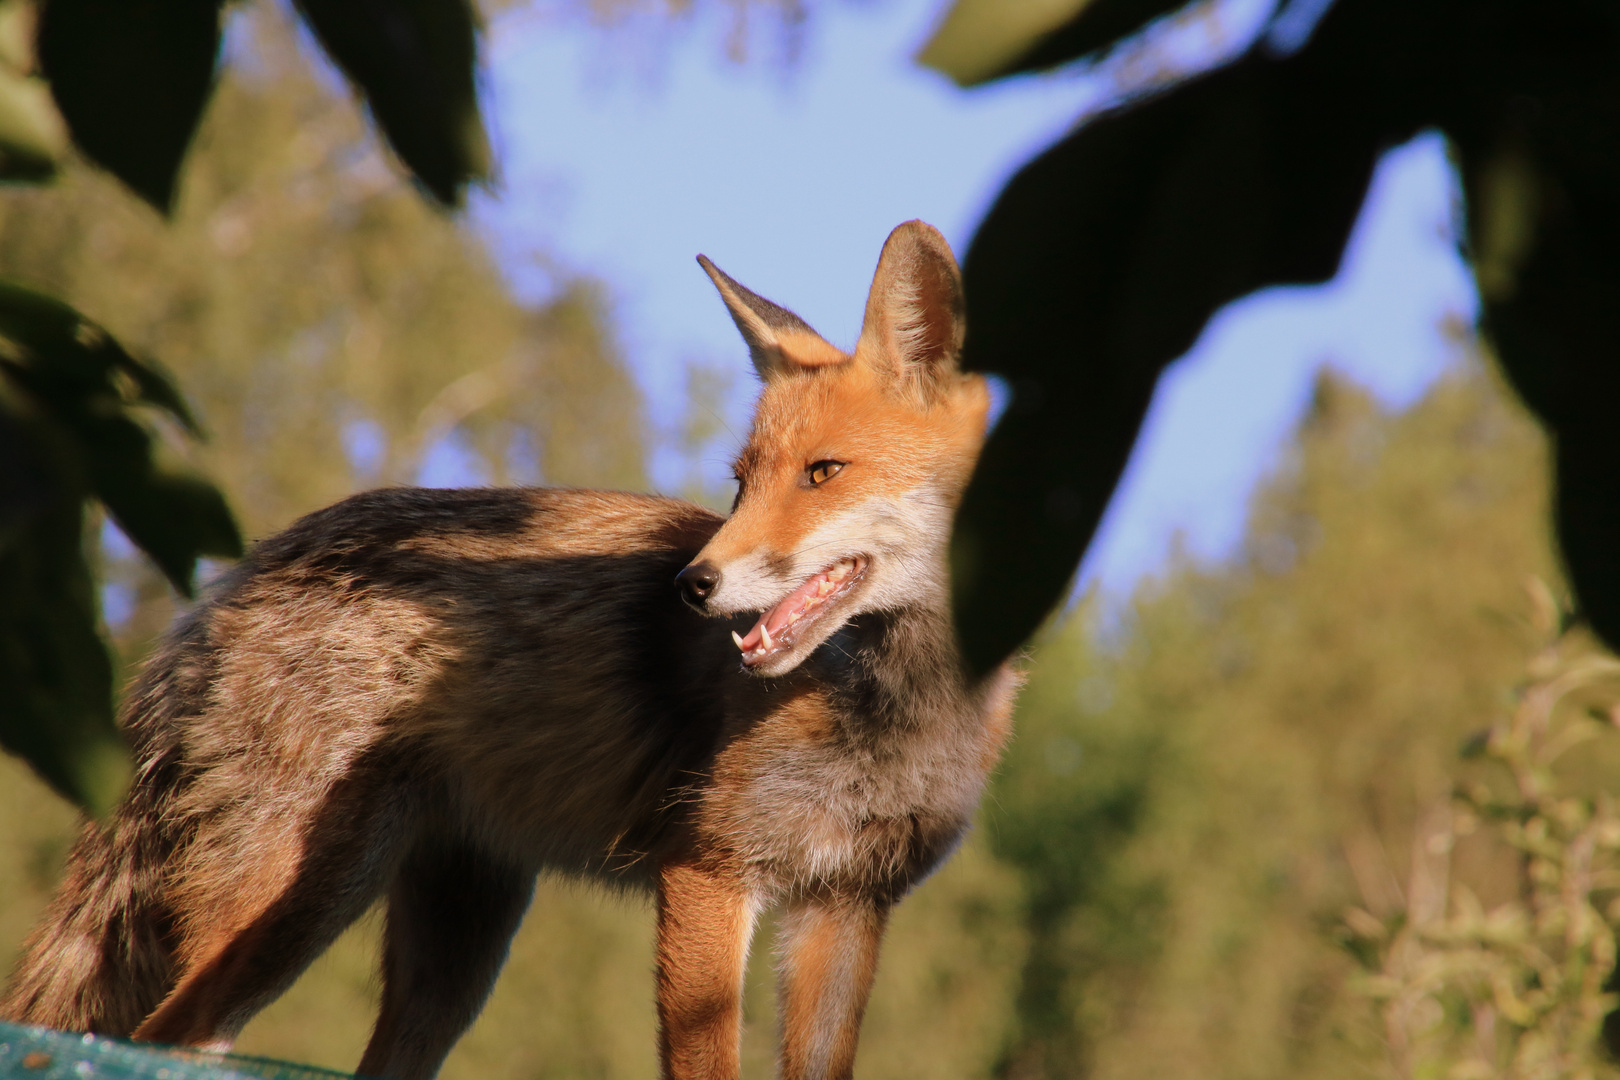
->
[807, 460, 846, 486]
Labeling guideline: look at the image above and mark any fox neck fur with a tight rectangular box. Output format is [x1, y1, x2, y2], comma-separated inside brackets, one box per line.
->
[1, 221, 1020, 1080]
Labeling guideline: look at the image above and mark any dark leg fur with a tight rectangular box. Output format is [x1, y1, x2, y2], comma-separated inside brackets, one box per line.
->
[357, 844, 536, 1080]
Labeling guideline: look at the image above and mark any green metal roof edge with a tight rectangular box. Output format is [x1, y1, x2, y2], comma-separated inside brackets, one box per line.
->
[0, 1021, 358, 1080]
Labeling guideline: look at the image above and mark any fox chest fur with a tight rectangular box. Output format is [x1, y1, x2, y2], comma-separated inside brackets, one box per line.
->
[698, 616, 1011, 899]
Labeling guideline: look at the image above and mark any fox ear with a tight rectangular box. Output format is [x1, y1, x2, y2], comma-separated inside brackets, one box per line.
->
[856, 221, 965, 401]
[698, 255, 844, 378]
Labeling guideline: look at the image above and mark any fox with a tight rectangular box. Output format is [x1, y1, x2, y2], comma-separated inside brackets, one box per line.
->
[1, 221, 1019, 1080]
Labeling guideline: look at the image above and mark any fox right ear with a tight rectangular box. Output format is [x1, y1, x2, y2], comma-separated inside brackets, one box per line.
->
[855, 221, 965, 403]
[698, 255, 844, 378]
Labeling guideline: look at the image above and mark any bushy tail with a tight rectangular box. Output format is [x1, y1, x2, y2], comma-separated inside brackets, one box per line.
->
[3, 605, 219, 1035]
[1, 804, 179, 1034]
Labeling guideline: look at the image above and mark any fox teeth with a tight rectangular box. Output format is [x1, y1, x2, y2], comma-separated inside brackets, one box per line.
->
[759, 624, 775, 651]
[818, 579, 835, 596]
[732, 630, 747, 651]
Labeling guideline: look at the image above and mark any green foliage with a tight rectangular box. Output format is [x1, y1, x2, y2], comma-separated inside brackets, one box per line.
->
[36, 0, 224, 211]
[6, 5, 1615, 1077]
[933, 0, 1620, 678]
[0, 1, 64, 180]
[985, 355, 1564, 1078]
[1348, 620, 1620, 1080]
[0, 0, 510, 805]
[0, 276, 239, 813]
[14, 0, 487, 208]
[292, 0, 489, 205]
[0, 281, 238, 594]
[0, 0, 642, 809]
[920, 0, 1183, 87]
[0, 0, 503, 808]
[0, 478, 125, 816]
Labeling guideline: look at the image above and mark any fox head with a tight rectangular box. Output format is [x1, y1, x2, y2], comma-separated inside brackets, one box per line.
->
[677, 221, 991, 677]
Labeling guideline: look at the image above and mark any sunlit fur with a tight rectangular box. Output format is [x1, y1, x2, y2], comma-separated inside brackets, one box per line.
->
[1, 222, 1020, 1080]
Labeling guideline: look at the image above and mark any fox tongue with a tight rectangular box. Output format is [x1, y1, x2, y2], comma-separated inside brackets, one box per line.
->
[736, 565, 848, 654]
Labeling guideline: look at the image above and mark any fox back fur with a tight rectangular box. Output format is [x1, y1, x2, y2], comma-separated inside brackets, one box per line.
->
[2, 221, 1019, 1080]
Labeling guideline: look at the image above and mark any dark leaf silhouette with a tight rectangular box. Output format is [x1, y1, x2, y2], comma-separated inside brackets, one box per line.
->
[0, 439, 129, 814]
[0, 59, 67, 181]
[294, 0, 489, 205]
[952, 22, 1412, 675]
[1452, 43, 1620, 654]
[997, 0, 1191, 80]
[0, 283, 242, 811]
[37, 0, 222, 211]
[0, 282, 239, 595]
[947, 0, 1620, 673]
[920, 0, 1186, 87]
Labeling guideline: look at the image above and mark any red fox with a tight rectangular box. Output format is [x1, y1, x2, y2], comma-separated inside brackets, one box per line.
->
[2, 221, 1019, 1080]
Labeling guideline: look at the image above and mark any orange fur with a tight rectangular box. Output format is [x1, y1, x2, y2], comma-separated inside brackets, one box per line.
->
[2, 222, 1020, 1079]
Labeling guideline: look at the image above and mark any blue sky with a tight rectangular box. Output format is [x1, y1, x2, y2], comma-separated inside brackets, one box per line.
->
[465, 0, 1479, 590]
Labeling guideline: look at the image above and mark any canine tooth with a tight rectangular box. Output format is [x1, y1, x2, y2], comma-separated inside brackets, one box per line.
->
[759, 624, 775, 650]
[732, 630, 746, 651]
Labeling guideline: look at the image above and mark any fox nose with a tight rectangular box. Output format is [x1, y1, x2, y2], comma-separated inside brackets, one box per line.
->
[676, 562, 720, 609]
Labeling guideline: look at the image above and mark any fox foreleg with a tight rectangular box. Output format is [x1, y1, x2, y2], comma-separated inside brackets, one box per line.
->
[655, 862, 761, 1080]
[773, 894, 889, 1080]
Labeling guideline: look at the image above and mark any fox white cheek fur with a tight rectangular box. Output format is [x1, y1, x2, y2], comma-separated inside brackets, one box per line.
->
[736, 498, 948, 671]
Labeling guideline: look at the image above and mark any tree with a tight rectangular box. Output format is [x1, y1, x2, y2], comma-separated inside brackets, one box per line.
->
[987, 352, 1563, 1078]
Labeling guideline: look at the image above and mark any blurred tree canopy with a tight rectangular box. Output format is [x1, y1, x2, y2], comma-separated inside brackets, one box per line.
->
[927, 0, 1620, 682]
[989, 349, 1578, 1078]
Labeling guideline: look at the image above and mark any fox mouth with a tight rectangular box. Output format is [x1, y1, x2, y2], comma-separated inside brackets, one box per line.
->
[732, 556, 868, 667]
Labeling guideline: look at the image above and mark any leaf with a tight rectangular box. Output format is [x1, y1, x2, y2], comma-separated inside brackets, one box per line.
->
[0, 402, 129, 815]
[1001, 0, 1196, 78]
[919, 0, 1191, 86]
[0, 0, 65, 181]
[1455, 86, 1620, 654]
[918, 0, 1092, 86]
[0, 281, 241, 595]
[0, 64, 65, 181]
[294, 0, 489, 205]
[79, 415, 240, 596]
[950, 26, 1412, 676]
[0, 281, 201, 431]
[0, 282, 243, 812]
[37, 0, 222, 211]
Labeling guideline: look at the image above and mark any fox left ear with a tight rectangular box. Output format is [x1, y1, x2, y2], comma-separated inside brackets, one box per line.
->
[698, 255, 845, 378]
[856, 221, 965, 401]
